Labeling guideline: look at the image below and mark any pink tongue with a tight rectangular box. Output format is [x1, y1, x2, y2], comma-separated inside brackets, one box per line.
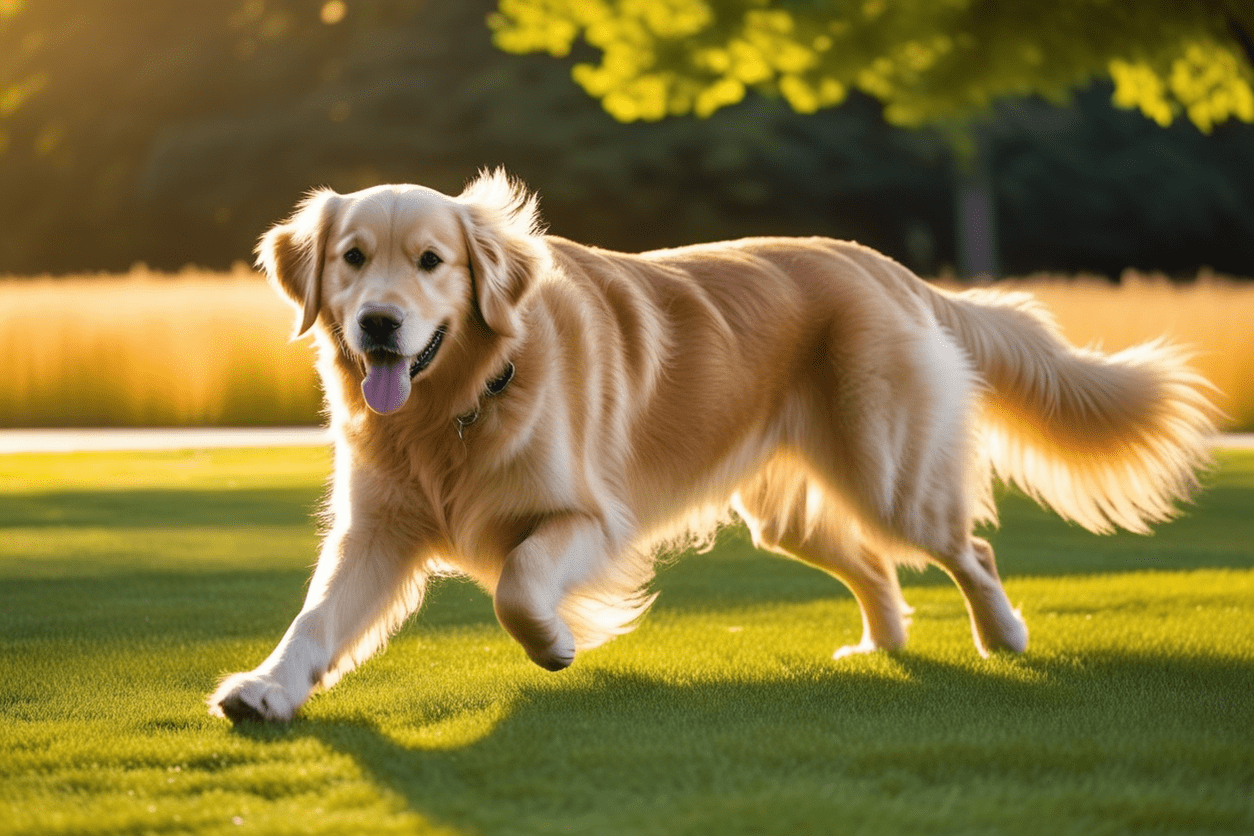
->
[362, 356, 412, 415]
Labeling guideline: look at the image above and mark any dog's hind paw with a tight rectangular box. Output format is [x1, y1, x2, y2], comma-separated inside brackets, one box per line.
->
[832, 639, 886, 660]
[974, 608, 1029, 657]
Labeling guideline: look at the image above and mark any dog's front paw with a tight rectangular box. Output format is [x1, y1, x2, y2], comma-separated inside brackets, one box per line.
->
[523, 619, 576, 672]
[208, 671, 302, 723]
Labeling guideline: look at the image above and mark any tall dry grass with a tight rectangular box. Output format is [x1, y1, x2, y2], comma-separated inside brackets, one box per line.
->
[0, 266, 320, 427]
[1, 267, 1251, 429]
[957, 271, 1253, 431]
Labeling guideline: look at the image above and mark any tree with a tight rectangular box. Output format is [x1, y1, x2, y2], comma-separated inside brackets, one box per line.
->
[490, 0, 1253, 130]
[1, 0, 1250, 275]
[0, 0, 40, 155]
[490, 0, 1254, 276]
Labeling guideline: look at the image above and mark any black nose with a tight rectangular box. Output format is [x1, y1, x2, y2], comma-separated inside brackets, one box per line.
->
[358, 305, 404, 344]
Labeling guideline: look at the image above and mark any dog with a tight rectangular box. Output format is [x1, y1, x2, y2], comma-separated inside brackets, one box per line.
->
[209, 170, 1218, 722]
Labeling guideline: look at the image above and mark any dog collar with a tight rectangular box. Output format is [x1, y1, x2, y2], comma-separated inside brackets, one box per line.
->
[455, 362, 516, 439]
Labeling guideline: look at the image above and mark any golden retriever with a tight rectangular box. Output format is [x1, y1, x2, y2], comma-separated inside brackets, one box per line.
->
[210, 170, 1218, 722]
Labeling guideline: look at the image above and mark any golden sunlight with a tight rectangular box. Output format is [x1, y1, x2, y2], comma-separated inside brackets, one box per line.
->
[320, 1, 347, 26]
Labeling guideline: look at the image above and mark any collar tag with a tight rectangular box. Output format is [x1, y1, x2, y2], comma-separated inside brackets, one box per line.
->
[455, 361, 516, 438]
[485, 362, 516, 396]
[455, 409, 479, 440]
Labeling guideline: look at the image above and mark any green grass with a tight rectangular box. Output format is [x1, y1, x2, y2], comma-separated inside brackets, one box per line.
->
[1, 447, 1252, 835]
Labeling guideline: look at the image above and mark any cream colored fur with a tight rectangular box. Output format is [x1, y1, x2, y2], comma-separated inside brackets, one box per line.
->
[209, 170, 1220, 722]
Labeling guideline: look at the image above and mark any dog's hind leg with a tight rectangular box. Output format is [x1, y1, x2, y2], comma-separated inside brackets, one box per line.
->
[841, 447, 1027, 656]
[808, 423, 1028, 657]
[928, 535, 1028, 656]
[733, 475, 911, 657]
[825, 545, 912, 658]
[803, 311, 1026, 656]
[800, 537, 912, 659]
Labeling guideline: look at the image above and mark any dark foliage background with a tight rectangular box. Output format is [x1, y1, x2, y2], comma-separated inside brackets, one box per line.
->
[1, 0, 1251, 277]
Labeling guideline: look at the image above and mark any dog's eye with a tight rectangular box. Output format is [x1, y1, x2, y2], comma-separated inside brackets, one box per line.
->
[344, 247, 365, 267]
[418, 251, 442, 271]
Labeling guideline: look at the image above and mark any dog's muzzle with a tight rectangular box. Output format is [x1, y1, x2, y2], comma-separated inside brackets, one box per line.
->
[357, 304, 448, 416]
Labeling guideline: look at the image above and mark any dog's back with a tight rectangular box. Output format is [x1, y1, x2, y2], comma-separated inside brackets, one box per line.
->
[549, 233, 1216, 540]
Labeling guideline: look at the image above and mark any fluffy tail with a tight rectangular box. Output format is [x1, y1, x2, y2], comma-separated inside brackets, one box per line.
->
[928, 286, 1221, 534]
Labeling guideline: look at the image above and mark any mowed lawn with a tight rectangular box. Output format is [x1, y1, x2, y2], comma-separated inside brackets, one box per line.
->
[1, 446, 1252, 835]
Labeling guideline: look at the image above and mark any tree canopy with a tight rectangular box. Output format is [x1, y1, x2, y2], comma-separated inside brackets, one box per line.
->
[490, 0, 1254, 133]
[1, 0, 1252, 277]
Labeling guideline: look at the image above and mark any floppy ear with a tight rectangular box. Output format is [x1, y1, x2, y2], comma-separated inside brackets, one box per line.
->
[456, 169, 548, 338]
[255, 189, 341, 338]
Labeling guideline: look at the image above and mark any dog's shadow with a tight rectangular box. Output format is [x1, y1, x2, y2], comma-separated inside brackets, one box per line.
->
[227, 650, 1252, 832]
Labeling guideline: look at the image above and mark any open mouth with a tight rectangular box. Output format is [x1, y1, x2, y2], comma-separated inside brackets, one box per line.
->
[360, 324, 447, 416]
[409, 325, 447, 378]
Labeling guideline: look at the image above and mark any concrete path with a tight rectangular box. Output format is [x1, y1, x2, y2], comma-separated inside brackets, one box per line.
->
[0, 427, 1250, 455]
[0, 427, 329, 454]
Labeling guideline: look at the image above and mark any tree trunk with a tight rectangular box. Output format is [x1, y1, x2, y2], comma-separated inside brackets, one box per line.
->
[954, 126, 999, 280]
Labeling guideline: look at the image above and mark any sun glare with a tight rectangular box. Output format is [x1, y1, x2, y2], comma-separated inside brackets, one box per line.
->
[320, 1, 346, 26]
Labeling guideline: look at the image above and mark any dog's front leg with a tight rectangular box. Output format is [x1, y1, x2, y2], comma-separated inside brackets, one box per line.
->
[209, 507, 429, 723]
[493, 513, 608, 671]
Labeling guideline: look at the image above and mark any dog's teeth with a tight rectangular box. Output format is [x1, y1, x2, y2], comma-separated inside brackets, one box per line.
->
[408, 326, 446, 378]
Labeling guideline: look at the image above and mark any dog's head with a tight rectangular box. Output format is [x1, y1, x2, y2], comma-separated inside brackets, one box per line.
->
[257, 169, 546, 415]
